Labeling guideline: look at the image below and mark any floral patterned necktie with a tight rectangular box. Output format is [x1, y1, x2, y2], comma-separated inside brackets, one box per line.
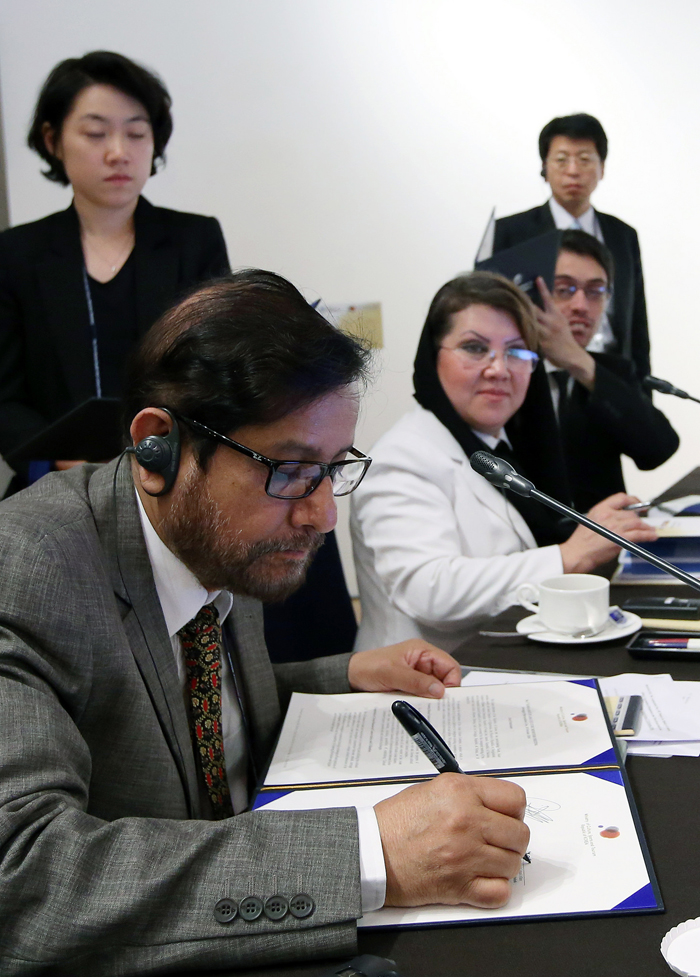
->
[178, 604, 234, 819]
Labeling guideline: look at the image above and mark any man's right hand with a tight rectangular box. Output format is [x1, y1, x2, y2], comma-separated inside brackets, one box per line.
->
[374, 774, 529, 908]
[534, 277, 596, 389]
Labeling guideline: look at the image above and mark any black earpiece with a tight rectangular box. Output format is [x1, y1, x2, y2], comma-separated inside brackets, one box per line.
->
[131, 408, 181, 496]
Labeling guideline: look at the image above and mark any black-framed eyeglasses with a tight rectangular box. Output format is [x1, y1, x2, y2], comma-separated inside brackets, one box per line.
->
[177, 414, 372, 500]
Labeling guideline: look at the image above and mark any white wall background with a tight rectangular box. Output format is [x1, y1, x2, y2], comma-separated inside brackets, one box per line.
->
[1, 0, 699, 593]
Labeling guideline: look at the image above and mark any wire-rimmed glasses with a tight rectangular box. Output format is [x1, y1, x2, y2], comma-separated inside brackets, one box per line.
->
[551, 279, 609, 303]
[439, 341, 539, 374]
[547, 151, 600, 170]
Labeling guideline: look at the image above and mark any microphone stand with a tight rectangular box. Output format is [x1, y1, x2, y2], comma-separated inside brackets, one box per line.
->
[470, 450, 700, 594]
[526, 488, 700, 594]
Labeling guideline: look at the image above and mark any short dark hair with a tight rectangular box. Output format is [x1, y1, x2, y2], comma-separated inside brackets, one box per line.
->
[425, 270, 539, 351]
[27, 51, 172, 185]
[539, 113, 608, 176]
[559, 229, 614, 285]
[124, 270, 371, 466]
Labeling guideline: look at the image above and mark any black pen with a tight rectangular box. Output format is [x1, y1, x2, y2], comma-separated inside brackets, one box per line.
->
[391, 700, 463, 773]
[392, 699, 532, 864]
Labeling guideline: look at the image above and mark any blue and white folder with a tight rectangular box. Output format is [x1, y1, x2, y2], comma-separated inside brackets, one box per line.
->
[255, 679, 662, 927]
[615, 509, 700, 584]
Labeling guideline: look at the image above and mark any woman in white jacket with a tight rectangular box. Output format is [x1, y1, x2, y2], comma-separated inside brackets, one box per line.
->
[351, 271, 655, 652]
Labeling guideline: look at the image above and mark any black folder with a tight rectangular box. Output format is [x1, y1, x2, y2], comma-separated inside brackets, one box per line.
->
[475, 229, 562, 308]
[6, 397, 123, 465]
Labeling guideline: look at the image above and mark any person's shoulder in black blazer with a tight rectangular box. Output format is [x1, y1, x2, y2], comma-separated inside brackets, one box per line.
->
[562, 351, 679, 512]
[493, 200, 555, 252]
[0, 196, 230, 458]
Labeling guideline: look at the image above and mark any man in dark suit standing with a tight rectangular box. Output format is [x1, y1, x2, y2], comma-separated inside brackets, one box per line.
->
[533, 230, 678, 512]
[493, 114, 650, 379]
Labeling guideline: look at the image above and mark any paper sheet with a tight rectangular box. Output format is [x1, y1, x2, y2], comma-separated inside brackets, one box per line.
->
[627, 741, 700, 757]
[643, 514, 700, 535]
[598, 673, 700, 742]
[628, 680, 700, 756]
[264, 683, 615, 789]
[259, 773, 659, 926]
[460, 671, 700, 758]
[462, 669, 581, 686]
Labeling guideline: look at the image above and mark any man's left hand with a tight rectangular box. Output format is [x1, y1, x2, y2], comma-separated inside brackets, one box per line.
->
[348, 639, 462, 698]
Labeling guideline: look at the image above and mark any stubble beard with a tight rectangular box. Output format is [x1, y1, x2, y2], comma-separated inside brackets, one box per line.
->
[159, 466, 324, 602]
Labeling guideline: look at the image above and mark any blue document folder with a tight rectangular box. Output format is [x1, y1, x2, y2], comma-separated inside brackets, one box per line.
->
[254, 679, 662, 928]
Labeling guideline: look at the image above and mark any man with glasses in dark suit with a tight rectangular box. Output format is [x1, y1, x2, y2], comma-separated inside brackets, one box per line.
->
[493, 114, 651, 380]
[533, 231, 677, 512]
[0, 270, 529, 975]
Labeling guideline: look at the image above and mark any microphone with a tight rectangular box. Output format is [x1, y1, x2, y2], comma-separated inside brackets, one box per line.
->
[643, 375, 700, 405]
[469, 450, 535, 497]
[469, 450, 700, 594]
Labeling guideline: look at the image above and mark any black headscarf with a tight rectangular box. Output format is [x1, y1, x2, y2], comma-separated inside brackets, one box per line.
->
[413, 309, 574, 547]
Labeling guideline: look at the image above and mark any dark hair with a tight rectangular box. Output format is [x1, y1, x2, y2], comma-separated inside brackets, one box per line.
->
[559, 229, 614, 285]
[425, 270, 539, 351]
[124, 270, 371, 466]
[538, 113, 608, 177]
[27, 51, 172, 185]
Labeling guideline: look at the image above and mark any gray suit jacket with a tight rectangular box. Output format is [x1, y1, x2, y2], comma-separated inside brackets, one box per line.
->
[0, 460, 361, 974]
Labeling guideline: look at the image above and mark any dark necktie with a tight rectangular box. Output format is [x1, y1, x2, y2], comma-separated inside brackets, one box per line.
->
[490, 439, 572, 546]
[178, 604, 233, 819]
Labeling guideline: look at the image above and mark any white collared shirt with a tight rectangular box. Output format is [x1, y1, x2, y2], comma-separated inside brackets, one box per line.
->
[135, 489, 386, 911]
[549, 196, 601, 239]
[471, 428, 509, 451]
[548, 196, 614, 353]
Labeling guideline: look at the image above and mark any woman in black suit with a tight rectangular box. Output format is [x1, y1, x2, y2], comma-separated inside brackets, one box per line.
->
[0, 51, 229, 475]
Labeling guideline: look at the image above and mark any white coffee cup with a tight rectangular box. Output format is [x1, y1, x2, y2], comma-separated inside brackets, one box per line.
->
[516, 574, 610, 634]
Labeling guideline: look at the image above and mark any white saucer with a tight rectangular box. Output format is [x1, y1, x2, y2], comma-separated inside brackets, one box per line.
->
[516, 610, 642, 645]
[661, 917, 700, 976]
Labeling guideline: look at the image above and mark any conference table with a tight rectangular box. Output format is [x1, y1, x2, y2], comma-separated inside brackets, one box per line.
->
[224, 579, 700, 977]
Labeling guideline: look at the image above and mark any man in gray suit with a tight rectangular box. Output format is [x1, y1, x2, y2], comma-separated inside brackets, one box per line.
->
[0, 270, 528, 975]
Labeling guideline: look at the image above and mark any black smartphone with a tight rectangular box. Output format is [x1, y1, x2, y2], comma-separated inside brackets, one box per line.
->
[622, 596, 700, 620]
[627, 629, 700, 660]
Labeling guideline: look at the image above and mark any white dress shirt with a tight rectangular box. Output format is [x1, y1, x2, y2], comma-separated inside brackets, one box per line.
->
[549, 196, 601, 240]
[548, 196, 614, 353]
[135, 490, 386, 911]
[472, 428, 508, 451]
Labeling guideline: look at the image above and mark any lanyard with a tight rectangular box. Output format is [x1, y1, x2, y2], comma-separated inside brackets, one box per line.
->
[81, 266, 103, 398]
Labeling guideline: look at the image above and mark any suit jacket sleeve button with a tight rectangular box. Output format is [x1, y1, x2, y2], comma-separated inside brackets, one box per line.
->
[264, 895, 289, 920]
[289, 894, 315, 918]
[214, 898, 238, 924]
[239, 896, 264, 921]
